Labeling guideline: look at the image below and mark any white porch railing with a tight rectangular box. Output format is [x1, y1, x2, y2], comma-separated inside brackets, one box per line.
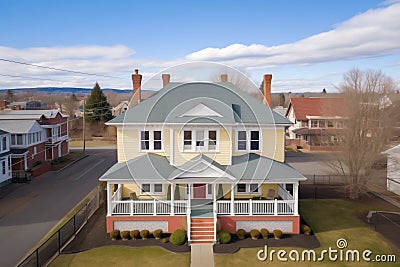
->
[111, 199, 188, 216]
[217, 199, 295, 215]
[278, 184, 294, 200]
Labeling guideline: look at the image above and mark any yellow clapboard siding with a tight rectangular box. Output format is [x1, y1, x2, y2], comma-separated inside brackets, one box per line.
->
[117, 128, 170, 163]
[231, 128, 285, 162]
[220, 184, 278, 199]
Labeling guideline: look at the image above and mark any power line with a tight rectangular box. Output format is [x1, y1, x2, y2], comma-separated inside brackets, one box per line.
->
[0, 73, 68, 83]
[0, 58, 123, 79]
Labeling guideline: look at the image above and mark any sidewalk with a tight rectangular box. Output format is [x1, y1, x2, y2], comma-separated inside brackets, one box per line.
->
[191, 244, 214, 267]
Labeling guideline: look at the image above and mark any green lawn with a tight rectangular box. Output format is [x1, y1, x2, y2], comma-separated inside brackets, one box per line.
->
[51, 246, 190, 267]
[214, 199, 399, 267]
[50, 199, 398, 267]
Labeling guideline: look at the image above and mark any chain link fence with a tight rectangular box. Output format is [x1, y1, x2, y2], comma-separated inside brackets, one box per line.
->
[18, 187, 105, 267]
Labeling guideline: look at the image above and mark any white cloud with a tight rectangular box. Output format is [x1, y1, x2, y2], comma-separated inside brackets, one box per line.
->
[186, 3, 400, 68]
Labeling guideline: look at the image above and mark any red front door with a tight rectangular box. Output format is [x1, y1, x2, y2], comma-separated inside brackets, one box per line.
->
[193, 184, 206, 199]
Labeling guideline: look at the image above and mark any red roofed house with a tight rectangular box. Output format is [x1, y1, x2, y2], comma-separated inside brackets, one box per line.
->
[285, 98, 346, 151]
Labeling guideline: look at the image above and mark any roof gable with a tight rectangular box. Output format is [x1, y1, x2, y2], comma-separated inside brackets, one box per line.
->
[179, 103, 223, 118]
[288, 98, 345, 121]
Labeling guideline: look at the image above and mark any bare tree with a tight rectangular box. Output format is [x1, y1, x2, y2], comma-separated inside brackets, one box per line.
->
[332, 69, 397, 199]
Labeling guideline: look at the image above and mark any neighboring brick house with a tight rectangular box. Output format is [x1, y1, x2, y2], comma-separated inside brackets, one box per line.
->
[100, 70, 306, 244]
[0, 110, 69, 160]
[0, 120, 46, 173]
[0, 130, 12, 185]
[285, 97, 345, 151]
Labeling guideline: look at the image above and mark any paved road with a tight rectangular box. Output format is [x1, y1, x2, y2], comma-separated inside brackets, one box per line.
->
[0, 148, 116, 267]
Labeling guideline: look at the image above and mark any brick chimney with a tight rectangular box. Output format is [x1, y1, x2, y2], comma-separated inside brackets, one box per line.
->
[0, 100, 8, 110]
[220, 74, 228, 82]
[132, 69, 142, 105]
[263, 74, 272, 106]
[162, 74, 170, 87]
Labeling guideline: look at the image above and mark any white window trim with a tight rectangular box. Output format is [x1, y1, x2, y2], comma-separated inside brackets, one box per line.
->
[180, 128, 220, 152]
[138, 129, 164, 152]
[140, 183, 165, 195]
[235, 129, 262, 152]
[235, 183, 261, 194]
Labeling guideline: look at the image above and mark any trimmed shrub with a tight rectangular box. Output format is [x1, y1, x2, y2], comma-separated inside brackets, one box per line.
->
[140, 230, 150, 240]
[170, 229, 187, 245]
[120, 230, 130, 240]
[110, 230, 120, 240]
[217, 230, 231, 244]
[153, 229, 163, 239]
[260, 228, 269, 239]
[301, 224, 312, 235]
[236, 229, 246, 240]
[130, 230, 140, 240]
[273, 229, 283, 239]
[250, 229, 260, 240]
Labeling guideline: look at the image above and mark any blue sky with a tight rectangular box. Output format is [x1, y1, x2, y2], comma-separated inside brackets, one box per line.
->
[0, 0, 399, 92]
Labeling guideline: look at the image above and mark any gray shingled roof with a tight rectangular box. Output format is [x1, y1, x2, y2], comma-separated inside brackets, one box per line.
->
[0, 120, 43, 133]
[107, 82, 290, 125]
[99, 153, 305, 182]
[0, 109, 67, 120]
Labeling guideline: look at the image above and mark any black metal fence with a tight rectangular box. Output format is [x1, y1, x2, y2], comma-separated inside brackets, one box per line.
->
[17, 187, 104, 267]
[370, 211, 400, 248]
[301, 174, 346, 185]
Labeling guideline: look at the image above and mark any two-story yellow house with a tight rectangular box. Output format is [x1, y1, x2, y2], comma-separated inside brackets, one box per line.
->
[100, 70, 306, 244]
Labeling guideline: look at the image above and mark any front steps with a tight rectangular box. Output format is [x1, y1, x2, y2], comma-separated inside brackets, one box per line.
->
[190, 218, 214, 244]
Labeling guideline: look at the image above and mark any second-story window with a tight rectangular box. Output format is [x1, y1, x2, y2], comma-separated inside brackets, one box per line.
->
[250, 131, 260, 150]
[2, 136, 7, 151]
[140, 130, 162, 151]
[236, 130, 261, 152]
[237, 131, 247, 151]
[182, 129, 218, 152]
[310, 120, 318, 128]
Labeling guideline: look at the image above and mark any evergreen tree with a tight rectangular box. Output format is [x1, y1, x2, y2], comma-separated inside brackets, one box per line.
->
[85, 82, 113, 123]
[5, 89, 14, 101]
[322, 88, 327, 94]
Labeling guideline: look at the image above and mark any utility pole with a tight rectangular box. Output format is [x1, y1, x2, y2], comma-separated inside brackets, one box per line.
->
[83, 96, 86, 153]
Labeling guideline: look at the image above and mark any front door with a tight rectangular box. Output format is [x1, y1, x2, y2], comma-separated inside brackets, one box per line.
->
[193, 184, 206, 199]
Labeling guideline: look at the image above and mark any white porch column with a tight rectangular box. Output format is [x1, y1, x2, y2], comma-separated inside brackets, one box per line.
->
[107, 182, 112, 216]
[230, 183, 235, 215]
[24, 154, 28, 170]
[170, 183, 175, 215]
[293, 182, 299, 215]
[213, 183, 217, 213]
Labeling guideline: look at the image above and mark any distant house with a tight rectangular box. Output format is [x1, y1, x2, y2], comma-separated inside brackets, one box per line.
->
[0, 110, 69, 160]
[285, 97, 345, 151]
[0, 120, 46, 173]
[0, 130, 12, 185]
[5, 101, 47, 110]
[385, 144, 400, 196]
[112, 101, 130, 117]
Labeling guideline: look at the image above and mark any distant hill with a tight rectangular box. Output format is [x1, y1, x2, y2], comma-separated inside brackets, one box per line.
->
[0, 87, 155, 95]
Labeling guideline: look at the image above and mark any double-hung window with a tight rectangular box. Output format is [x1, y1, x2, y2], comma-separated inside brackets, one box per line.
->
[182, 129, 218, 152]
[140, 130, 162, 151]
[141, 184, 164, 194]
[236, 183, 260, 194]
[236, 130, 261, 152]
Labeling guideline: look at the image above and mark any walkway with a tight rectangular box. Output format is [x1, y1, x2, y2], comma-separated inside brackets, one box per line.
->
[190, 244, 214, 267]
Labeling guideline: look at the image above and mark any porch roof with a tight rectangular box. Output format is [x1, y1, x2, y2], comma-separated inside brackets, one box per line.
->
[100, 153, 306, 183]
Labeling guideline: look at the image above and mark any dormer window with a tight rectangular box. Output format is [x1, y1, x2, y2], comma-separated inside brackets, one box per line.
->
[140, 130, 163, 151]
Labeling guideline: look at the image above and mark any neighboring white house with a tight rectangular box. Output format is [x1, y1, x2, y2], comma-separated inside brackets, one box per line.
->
[385, 144, 400, 195]
[0, 130, 12, 186]
[111, 101, 130, 116]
